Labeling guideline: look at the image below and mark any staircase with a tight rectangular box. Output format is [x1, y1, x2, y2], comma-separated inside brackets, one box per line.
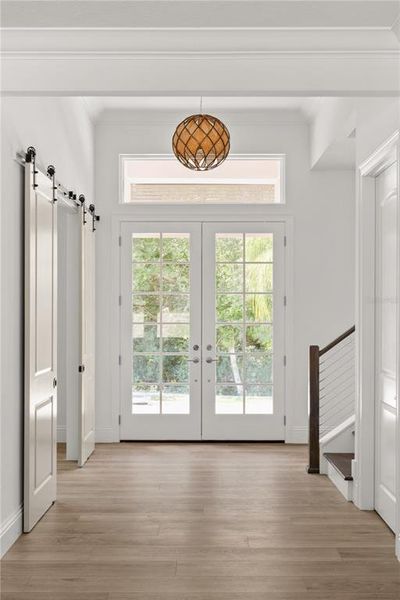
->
[307, 326, 356, 501]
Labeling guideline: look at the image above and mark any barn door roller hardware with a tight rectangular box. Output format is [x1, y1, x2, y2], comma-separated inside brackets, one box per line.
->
[88, 204, 100, 232]
[19, 146, 80, 208]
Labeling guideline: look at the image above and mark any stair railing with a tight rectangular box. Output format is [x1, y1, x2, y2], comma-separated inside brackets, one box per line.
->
[307, 325, 355, 474]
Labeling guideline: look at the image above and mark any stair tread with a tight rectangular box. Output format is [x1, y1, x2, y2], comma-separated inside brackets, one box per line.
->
[323, 452, 354, 481]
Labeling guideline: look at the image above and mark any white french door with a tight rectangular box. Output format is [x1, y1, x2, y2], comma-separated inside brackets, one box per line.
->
[202, 223, 285, 439]
[120, 221, 285, 440]
[120, 223, 202, 439]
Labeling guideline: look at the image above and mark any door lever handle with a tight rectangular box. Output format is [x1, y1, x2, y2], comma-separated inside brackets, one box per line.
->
[205, 357, 217, 363]
[187, 357, 200, 363]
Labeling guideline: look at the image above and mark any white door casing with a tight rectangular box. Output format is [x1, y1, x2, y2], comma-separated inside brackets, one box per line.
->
[24, 158, 57, 532]
[375, 161, 398, 532]
[78, 203, 96, 466]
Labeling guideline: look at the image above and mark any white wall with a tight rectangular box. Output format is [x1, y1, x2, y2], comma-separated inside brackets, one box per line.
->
[94, 109, 355, 444]
[0, 97, 94, 556]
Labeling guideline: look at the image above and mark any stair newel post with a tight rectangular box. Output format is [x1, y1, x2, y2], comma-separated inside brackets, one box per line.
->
[307, 344, 320, 474]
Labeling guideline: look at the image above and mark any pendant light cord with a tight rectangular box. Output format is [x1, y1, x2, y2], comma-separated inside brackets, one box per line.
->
[200, 96, 203, 114]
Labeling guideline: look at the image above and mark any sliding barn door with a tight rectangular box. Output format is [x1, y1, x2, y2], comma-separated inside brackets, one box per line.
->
[78, 205, 95, 466]
[24, 160, 57, 532]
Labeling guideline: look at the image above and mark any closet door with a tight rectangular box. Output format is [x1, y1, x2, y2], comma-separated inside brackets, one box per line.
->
[78, 204, 96, 466]
[24, 160, 57, 532]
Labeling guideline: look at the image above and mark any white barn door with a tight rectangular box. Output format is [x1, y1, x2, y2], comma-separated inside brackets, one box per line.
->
[78, 202, 96, 466]
[24, 156, 57, 532]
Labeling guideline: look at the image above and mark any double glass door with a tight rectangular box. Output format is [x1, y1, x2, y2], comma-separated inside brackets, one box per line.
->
[120, 222, 285, 440]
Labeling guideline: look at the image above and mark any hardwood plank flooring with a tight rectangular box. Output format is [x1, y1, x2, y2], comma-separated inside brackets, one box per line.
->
[1, 443, 399, 599]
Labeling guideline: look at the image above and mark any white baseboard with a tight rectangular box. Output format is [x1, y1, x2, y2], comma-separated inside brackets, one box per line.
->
[95, 427, 118, 443]
[285, 425, 308, 444]
[0, 505, 23, 558]
[57, 426, 66, 443]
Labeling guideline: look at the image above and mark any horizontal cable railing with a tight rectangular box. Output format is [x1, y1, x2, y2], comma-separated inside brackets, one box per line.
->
[307, 326, 355, 474]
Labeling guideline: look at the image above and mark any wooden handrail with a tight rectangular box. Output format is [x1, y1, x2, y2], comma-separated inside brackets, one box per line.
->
[307, 325, 355, 474]
[319, 325, 356, 356]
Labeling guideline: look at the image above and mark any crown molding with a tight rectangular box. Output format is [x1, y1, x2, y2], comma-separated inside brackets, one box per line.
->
[2, 27, 399, 56]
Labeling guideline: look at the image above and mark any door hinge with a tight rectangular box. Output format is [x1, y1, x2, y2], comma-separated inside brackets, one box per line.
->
[118, 415, 121, 425]
[118, 355, 122, 366]
[118, 295, 122, 306]
[118, 235, 122, 247]
[284, 415, 286, 426]
[283, 355, 287, 367]
[283, 295, 287, 307]
[284, 235, 287, 247]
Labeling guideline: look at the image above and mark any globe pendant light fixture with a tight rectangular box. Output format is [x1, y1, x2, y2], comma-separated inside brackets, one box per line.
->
[172, 100, 230, 171]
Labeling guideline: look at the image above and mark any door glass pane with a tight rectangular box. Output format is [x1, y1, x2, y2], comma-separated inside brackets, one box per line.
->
[245, 294, 273, 322]
[132, 234, 160, 262]
[162, 295, 190, 322]
[133, 263, 160, 292]
[216, 385, 244, 414]
[216, 355, 244, 383]
[216, 264, 243, 292]
[162, 324, 190, 352]
[132, 384, 160, 414]
[131, 233, 191, 414]
[245, 385, 273, 414]
[216, 233, 243, 262]
[163, 355, 189, 383]
[132, 355, 159, 383]
[216, 325, 243, 353]
[216, 294, 243, 322]
[162, 384, 190, 414]
[162, 234, 190, 262]
[163, 264, 190, 292]
[246, 325, 273, 353]
[245, 234, 273, 262]
[132, 324, 161, 352]
[133, 295, 160, 323]
[245, 263, 273, 292]
[214, 232, 275, 414]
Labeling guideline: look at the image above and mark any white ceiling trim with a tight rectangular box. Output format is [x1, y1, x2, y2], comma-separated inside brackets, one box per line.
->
[3, 1, 399, 29]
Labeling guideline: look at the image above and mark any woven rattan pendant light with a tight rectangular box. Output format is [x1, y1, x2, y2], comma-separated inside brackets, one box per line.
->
[172, 102, 230, 171]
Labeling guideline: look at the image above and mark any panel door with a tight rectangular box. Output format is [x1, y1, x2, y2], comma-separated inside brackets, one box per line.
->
[120, 222, 202, 440]
[24, 161, 57, 532]
[78, 204, 96, 466]
[202, 222, 286, 440]
[375, 160, 398, 531]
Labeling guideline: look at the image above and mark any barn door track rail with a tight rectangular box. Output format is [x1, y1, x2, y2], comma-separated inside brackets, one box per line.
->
[16, 146, 101, 225]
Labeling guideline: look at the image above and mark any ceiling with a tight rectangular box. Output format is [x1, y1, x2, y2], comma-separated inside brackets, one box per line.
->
[2, 0, 400, 29]
[83, 96, 318, 121]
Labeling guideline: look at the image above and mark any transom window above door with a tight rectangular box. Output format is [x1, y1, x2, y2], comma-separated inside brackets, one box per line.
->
[120, 155, 285, 205]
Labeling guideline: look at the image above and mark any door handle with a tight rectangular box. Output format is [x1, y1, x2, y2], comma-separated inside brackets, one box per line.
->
[205, 357, 217, 363]
[187, 357, 200, 364]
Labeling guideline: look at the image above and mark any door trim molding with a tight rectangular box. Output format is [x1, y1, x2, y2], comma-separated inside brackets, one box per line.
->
[110, 211, 294, 444]
[355, 130, 400, 560]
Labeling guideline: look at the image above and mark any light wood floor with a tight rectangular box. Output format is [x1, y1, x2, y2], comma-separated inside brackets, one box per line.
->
[1, 443, 400, 599]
